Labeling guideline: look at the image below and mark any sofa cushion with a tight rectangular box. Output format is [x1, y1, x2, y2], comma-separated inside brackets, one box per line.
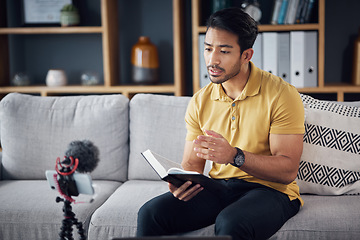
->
[0, 179, 121, 240]
[88, 180, 168, 239]
[296, 94, 360, 195]
[0, 93, 129, 181]
[269, 195, 360, 239]
[128, 94, 191, 180]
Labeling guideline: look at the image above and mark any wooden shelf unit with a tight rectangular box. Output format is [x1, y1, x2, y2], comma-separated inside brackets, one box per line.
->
[191, 0, 359, 101]
[0, 0, 184, 99]
[0, 84, 178, 98]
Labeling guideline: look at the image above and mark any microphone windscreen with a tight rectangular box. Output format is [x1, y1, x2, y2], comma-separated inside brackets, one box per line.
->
[65, 140, 100, 173]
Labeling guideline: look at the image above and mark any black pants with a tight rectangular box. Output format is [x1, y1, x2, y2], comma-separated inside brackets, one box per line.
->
[137, 179, 300, 240]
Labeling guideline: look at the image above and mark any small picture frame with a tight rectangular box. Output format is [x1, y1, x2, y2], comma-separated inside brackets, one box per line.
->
[22, 0, 72, 25]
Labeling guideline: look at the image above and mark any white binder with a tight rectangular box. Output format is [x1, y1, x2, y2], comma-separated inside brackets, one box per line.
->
[251, 33, 263, 69]
[263, 32, 278, 76]
[198, 34, 210, 88]
[278, 32, 291, 83]
[290, 31, 318, 88]
[304, 31, 318, 87]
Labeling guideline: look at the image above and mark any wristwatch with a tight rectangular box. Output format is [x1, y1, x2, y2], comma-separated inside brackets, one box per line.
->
[231, 147, 245, 168]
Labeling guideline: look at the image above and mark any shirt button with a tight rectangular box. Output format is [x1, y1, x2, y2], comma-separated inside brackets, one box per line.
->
[232, 103, 236, 107]
[232, 116, 235, 120]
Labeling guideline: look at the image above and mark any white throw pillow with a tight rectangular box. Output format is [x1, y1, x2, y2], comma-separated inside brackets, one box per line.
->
[297, 94, 360, 195]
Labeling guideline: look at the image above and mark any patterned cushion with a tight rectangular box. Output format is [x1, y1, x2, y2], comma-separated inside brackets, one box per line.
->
[296, 94, 360, 195]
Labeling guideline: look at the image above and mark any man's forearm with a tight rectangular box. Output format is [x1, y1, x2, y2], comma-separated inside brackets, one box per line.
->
[239, 151, 299, 185]
[182, 140, 206, 174]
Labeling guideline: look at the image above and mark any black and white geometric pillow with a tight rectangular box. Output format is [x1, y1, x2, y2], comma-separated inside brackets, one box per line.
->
[296, 94, 360, 195]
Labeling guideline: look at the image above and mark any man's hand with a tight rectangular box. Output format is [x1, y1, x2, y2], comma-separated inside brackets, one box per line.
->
[193, 129, 236, 165]
[169, 181, 203, 202]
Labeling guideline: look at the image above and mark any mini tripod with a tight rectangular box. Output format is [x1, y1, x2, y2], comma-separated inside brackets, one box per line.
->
[56, 196, 86, 240]
[54, 156, 87, 240]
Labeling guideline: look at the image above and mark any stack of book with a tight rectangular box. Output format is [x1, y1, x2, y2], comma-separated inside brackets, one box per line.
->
[271, 0, 316, 25]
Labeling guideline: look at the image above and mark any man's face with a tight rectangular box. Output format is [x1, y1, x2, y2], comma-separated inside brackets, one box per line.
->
[204, 27, 242, 84]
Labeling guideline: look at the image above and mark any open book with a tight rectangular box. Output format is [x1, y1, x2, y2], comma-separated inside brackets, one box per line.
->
[141, 149, 228, 195]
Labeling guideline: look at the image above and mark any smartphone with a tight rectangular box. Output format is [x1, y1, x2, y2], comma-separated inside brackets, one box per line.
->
[45, 170, 94, 195]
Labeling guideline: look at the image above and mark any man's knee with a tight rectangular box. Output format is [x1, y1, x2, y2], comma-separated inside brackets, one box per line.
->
[137, 193, 180, 236]
[138, 201, 154, 223]
[137, 197, 170, 236]
[215, 211, 254, 240]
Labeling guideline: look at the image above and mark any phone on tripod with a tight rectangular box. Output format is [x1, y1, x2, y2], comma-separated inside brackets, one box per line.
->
[45, 170, 94, 195]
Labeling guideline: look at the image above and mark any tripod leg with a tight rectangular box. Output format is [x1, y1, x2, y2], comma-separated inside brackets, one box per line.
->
[74, 218, 87, 240]
[56, 198, 87, 240]
[57, 198, 76, 240]
[59, 217, 74, 240]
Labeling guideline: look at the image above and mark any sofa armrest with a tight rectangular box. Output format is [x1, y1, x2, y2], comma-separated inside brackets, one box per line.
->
[0, 151, 2, 180]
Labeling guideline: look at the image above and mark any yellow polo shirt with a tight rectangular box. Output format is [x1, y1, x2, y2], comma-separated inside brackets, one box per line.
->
[185, 62, 305, 204]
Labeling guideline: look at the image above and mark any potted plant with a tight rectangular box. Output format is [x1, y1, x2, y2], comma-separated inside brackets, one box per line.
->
[60, 4, 80, 27]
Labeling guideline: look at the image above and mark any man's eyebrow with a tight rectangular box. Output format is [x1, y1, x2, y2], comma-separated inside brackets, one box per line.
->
[204, 42, 234, 48]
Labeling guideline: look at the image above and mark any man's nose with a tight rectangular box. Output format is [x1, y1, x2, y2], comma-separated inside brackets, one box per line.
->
[207, 51, 220, 66]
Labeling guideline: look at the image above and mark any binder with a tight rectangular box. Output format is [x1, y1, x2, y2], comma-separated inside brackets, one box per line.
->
[263, 32, 278, 76]
[278, 32, 291, 83]
[290, 31, 317, 88]
[251, 33, 263, 69]
[198, 34, 210, 88]
[303, 31, 317, 86]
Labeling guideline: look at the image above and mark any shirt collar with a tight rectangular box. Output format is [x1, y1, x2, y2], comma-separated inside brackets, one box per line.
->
[210, 61, 262, 101]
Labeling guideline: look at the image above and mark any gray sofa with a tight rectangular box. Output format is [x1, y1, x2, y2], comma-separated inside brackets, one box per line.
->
[0, 92, 359, 240]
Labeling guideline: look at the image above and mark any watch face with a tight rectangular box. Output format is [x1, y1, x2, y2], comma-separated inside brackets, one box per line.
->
[244, 5, 262, 22]
[235, 155, 244, 167]
[234, 148, 245, 167]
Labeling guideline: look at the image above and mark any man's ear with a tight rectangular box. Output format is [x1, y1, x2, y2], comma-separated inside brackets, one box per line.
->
[241, 48, 254, 63]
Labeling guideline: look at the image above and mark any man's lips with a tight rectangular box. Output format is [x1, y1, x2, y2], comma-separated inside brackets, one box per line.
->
[208, 66, 224, 76]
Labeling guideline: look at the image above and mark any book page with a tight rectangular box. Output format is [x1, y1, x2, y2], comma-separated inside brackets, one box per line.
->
[142, 150, 168, 178]
[142, 150, 182, 179]
[167, 168, 200, 175]
[151, 151, 182, 171]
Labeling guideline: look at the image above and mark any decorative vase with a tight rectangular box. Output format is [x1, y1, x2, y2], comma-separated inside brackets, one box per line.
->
[81, 71, 100, 85]
[131, 36, 159, 84]
[46, 69, 67, 87]
[12, 72, 30, 86]
[352, 28, 360, 85]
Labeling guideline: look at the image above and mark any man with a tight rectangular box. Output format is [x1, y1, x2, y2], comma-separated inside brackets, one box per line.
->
[137, 7, 305, 240]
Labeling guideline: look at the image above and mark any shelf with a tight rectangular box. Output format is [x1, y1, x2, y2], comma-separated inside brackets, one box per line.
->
[0, 27, 103, 34]
[0, 84, 177, 98]
[0, 0, 185, 99]
[196, 23, 320, 34]
[298, 84, 360, 101]
[191, 0, 334, 100]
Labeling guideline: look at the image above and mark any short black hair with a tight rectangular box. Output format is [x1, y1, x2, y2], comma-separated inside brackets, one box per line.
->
[206, 7, 258, 54]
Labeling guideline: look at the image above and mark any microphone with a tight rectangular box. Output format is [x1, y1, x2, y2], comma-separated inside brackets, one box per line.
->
[64, 140, 100, 173]
[51, 140, 99, 198]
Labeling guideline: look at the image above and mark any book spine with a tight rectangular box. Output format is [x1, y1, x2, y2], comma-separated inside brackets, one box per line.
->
[303, 0, 315, 23]
[278, 0, 289, 24]
[299, 0, 309, 24]
[285, 0, 300, 24]
[295, 0, 305, 24]
[271, 0, 283, 25]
